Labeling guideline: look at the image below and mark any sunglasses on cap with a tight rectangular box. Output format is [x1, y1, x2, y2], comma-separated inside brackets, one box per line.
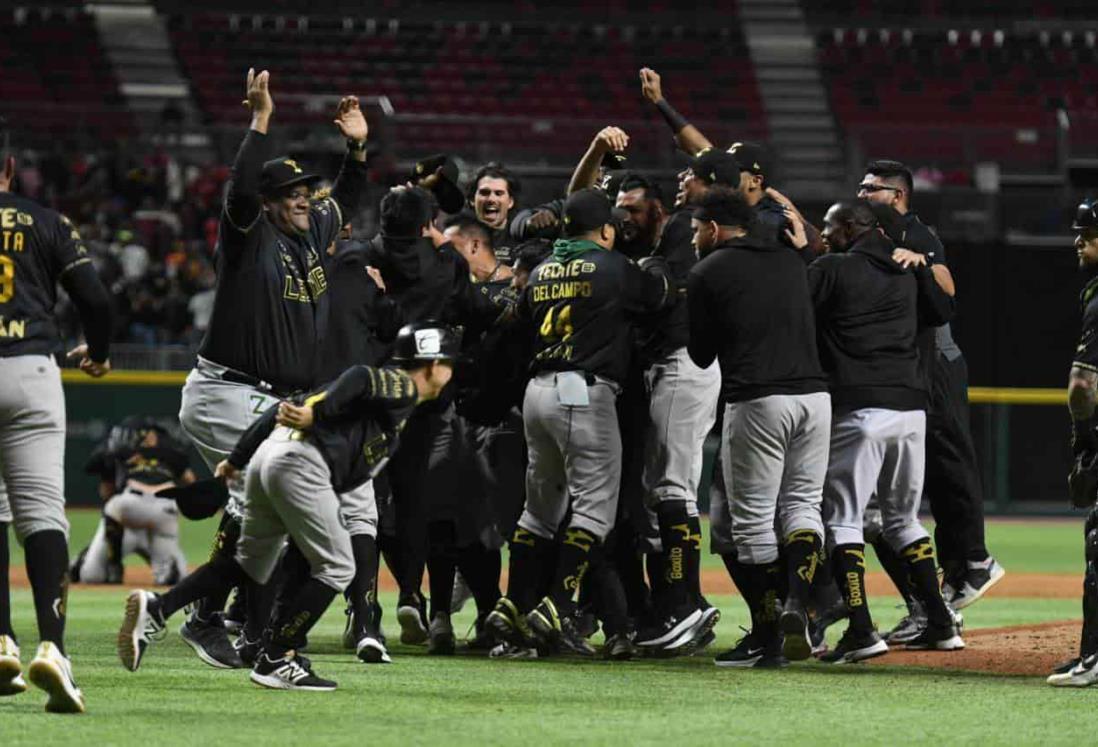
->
[858, 183, 903, 194]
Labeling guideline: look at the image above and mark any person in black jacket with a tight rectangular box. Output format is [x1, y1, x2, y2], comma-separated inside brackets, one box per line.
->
[858, 160, 1004, 621]
[687, 189, 830, 669]
[117, 323, 458, 692]
[804, 200, 963, 664]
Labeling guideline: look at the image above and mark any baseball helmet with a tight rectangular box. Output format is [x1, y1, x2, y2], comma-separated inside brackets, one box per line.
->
[1073, 198, 1098, 231]
[389, 321, 461, 366]
[106, 416, 165, 455]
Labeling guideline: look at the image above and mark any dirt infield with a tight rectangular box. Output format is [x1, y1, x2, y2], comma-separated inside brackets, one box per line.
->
[868, 620, 1080, 676]
[10, 566, 1083, 599]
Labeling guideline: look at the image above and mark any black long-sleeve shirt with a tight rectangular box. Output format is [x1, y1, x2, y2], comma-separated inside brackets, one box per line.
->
[228, 364, 418, 494]
[808, 229, 955, 411]
[318, 240, 404, 382]
[519, 244, 671, 385]
[198, 130, 369, 391]
[687, 235, 826, 403]
[0, 193, 111, 361]
[634, 209, 694, 365]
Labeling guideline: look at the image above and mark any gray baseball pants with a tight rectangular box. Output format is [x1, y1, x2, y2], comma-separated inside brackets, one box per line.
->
[78, 487, 188, 584]
[824, 408, 930, 551]
[0, 355, 68, 542]
[721, 392, 831, 564]
[235, 429, 354, 592]
[519, 372, 622, 542]
[179, 357, 281, 518]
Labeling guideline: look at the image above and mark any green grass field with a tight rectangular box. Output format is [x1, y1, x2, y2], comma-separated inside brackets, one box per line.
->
[2, 513, 1092, 745]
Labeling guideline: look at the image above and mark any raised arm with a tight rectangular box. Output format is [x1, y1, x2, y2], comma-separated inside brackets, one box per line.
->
[640, 68, 713, 156]
[567, 127, 629, 195]
[326, 96, 370, 225]
[222, 68, 274, 249]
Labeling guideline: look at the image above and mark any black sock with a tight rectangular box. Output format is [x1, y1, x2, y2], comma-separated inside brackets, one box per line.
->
[784, 529, 823, 610]
[647, 552, 670, 610]
[269, 543, 311, 641]
[24, 530, 69, 654]
[456, 543, 501, 615]
[685, 515, 704, 606]
[548, 526, 597, 612]
[103, 515, 125, 570]
[809, 551, 845, 614]
[265, 578, 338, 658]
[160, 555, 246, 620]
[733, 559, 781, 639]
[833, 543, 874, 633]
[506, 526, 553, 613]
[347, 534, 379, 631]
[871, 536, 916, 606]
[587, 547, 630, 637]
[427, 554, 456, 620]
[655, 502, 694, 611]
[193, 513, 242, 622]
[899, 538, 952, 626]
[0, 522, 12, 638]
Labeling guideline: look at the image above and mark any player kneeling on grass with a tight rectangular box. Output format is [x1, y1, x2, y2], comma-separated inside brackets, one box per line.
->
[117, 322, 457, 691]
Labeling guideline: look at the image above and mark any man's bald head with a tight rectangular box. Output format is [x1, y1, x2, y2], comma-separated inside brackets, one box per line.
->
[822, 199, 879, 252]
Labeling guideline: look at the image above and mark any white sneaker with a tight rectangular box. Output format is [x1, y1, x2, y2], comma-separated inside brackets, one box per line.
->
[450, 572, 473, 614]
[356, 635, 392, 664]
[27, 642, 85, 713]
[948, 558, 1006, 610]
[118, 590, 165, 672]
[1048, 654, 1098, 687]
[0, 634, 26, 696]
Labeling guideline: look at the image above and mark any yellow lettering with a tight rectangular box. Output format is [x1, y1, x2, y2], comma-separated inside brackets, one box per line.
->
[13, 232, 23, 252]
[0, 209, 14, 230]
[0, 317, 27, 339]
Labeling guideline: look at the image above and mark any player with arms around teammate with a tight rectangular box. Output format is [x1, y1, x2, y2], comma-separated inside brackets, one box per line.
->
[1049, 199, 1098, 687]
[0, 131, 112, 713]
[174, 68, 369, 667]
[486, 189, 672, 655]
[687, 189, 830, 668]
[119, 323, 458, 690]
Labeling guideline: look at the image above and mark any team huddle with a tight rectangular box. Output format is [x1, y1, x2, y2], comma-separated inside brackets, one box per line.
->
[8, 61, 1098, 712]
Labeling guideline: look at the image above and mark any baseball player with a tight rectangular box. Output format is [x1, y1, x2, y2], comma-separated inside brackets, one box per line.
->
[70, 419, 194, 586]
[1049, 198, 1098, 687]
[174, 68, 368, 667]
[118, 322, 459, 690]
[486, 188, 671, 655]
[858, 160, 1004, 616]
[0, 134, 112, 713]
[466, 163, 521, 263]
[687, 188, 830, 668]
[805, 201, 963, 663]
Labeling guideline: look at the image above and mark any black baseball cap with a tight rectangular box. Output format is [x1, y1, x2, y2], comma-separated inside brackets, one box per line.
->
[689, 149, 742, 187]
[260, 157, 320, 197]
[1074, 198, 1098, 231]
[157, 479, 229, 521]
[413, 154, 465, 214]
[726, 141, 772, 178]
[561, 188, 627, 237]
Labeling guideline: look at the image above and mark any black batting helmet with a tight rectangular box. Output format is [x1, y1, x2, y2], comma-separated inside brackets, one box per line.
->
[1073, 198, 1098, 231]
[389, 321, 461, 367]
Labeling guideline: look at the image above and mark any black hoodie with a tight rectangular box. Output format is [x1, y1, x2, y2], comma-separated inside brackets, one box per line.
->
[807, 229, 955, 411]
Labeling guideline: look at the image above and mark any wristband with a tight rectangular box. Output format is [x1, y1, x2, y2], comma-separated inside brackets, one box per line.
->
[655, 99, 689, 134]
[347, 138, 367, 154]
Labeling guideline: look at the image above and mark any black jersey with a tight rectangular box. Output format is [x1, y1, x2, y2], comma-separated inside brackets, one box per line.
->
[634, 209, 694, 365]
[478, 277, 519, 309]
[229, 365, 418, 494]
[86, 442, 190, 492]
[519, 242, 670, 385]
[197, 131, 367, 391]
[1074, 276, 1098, 374]
[0, 192, 110, 358]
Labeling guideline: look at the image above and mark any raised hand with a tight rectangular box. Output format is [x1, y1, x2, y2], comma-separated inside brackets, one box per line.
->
[334, 96, 368, 143]
[594, 126, 629, 154]
[640, 68, 663, 104]
[243, 68, 274, 118]
[783, 208, 808, 250]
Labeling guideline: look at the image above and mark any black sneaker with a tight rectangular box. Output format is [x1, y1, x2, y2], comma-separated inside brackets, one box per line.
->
[397, 594, 429, 645]
[428, 613, 456, 655]
[572, 610, 600, 640]
[223, 589, 246, 635]
[603, 633, 636, 661]
[465, 612, 498, 652]
[233, 634, 262, 667]
[367, 601, 387, 647]
[485, 597, 532, 646]
[1052, 657, 1083, 676]
[341, 606, 357, 651]
[250, 651, 336, 691]
[945, 558, 1006, 610]
[356, 633, 391, 664]
[714, 630, 785, 668]
[180, 616, 245, 669]
[635, 606, 703, 650]
[819, 627, 889, 664]
[808, 600, 848, 655]
[526, 598, 564, 648]
[557, 617, 597, 657]
[904, 621, 965, 651]
[779, 605, 812, 662]
[117, 590, 166, 672]
[884, 599, 927, 644]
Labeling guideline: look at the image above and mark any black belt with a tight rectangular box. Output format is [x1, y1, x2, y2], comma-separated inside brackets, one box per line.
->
[218, 368, 298, 399]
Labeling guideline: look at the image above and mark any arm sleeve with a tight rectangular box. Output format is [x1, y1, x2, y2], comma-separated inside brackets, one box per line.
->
[221, 130, 270, 254]
[318, 153, 370, 247]
[312, 365, 417, 423]
[624, 257, 672, 314]
[914, 265, 955, 328]
[372, 293, 405, 344]
[59, 262, 112, 363]
[686, 269, 717, 369]
[1075, 301, 1098, 372]
[806, 258, 835, 312]
[226, 405, 277, 469]
[509, 200, 564, 241]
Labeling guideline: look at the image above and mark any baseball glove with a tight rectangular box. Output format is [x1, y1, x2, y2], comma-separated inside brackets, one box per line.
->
[1069, 451, 1098, 509]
